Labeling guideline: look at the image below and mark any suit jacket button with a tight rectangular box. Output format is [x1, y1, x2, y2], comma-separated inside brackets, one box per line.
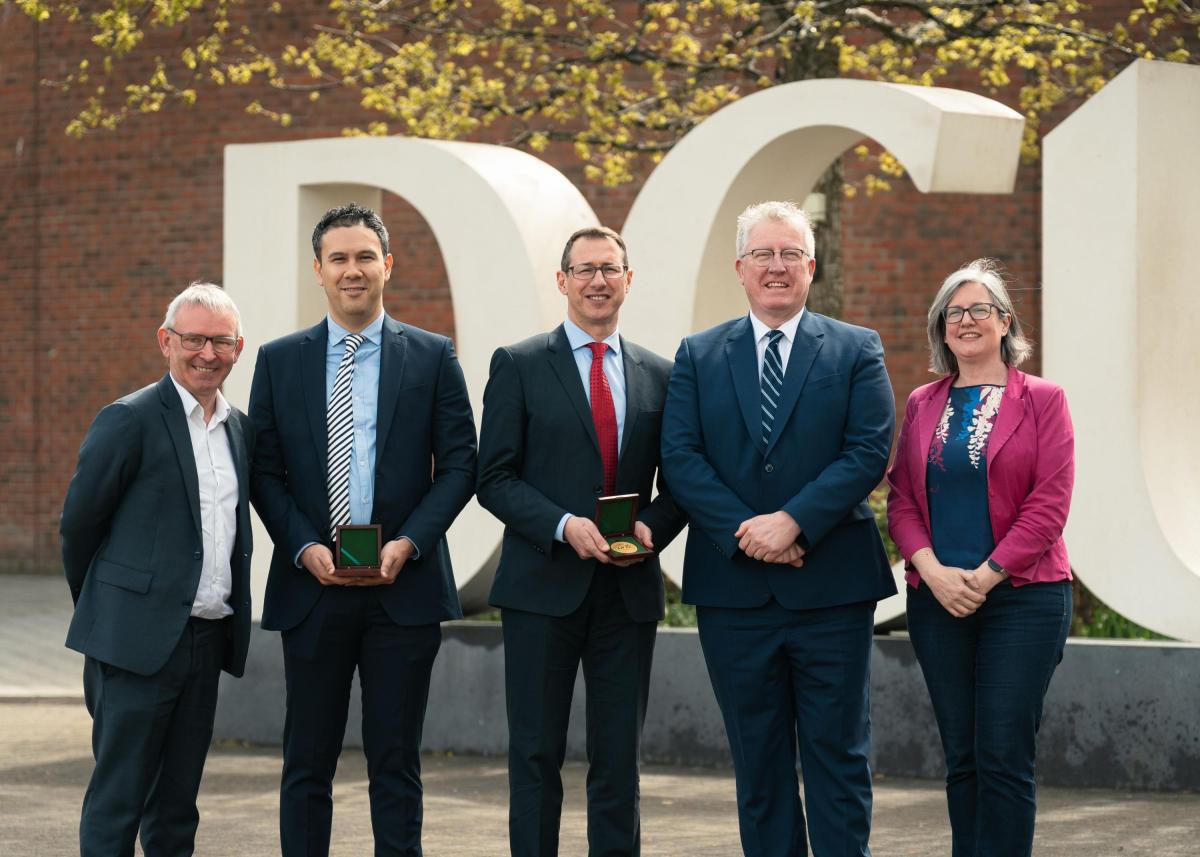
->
[593, 485, 603, 494]
[764, 463, 775, 473]
[193, 551, 202, 560]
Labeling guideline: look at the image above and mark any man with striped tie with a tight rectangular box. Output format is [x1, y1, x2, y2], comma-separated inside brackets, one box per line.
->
[477, 226, 686, 856]
[661, 201, 896, 857]
[248, 202, 477, 856]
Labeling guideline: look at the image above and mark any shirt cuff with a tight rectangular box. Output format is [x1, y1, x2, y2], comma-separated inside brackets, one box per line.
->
[554, 514, 572, 543]
[294, 541, 318, 568]
[395, 535, 420, 559]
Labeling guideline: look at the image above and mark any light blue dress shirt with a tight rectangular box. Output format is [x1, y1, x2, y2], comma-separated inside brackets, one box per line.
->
[326, 313, 383, 526]
[555, 319, 627, 542]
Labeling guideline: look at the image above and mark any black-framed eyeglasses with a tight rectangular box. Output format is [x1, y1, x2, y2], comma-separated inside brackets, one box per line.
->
[168, 328, 239, 354]
[943, 303, 1005, 324]
[740, 248, 810, 267]
[566, 264, 627, 281]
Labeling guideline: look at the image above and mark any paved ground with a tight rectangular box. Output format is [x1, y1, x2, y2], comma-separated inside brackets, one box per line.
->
[3, 574, 1198, 855]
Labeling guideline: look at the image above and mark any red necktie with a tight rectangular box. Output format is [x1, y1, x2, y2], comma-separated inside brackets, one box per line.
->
[587, 342, 618, 495]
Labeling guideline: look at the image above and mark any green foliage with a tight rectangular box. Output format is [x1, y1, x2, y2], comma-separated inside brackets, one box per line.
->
[1071, 578, 1170, 640]
[9, 1, 1197, 184]
[662, 575, 696, 627]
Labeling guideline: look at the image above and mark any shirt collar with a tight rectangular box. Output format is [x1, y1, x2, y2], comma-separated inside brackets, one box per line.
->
[564, 318, 621, 356]
[169, 374, 230, 425]
[327, 311, 384, 348]
[749, 307, 805, 344]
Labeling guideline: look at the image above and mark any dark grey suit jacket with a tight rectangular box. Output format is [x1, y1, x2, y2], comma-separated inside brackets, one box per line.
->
[478, 324, 686, 622]
[61, 374, 255, 677]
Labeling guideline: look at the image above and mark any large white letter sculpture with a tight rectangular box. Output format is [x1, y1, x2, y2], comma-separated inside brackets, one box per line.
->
[1043, 59, 1200, 641]
[224, 79, 1027, 622]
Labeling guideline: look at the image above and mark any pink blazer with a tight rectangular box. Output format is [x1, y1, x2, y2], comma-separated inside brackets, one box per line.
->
[886, 366, 1074, 588]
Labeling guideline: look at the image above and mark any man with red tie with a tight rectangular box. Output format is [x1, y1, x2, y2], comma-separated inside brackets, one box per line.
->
[477, 226, 687, 857]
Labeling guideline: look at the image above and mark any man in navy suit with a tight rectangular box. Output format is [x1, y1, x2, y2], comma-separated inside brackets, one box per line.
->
[62, 282, 255, 857]
[248, 203, 477, 856]
[477, 226, 686, 856]
[661, 201, 896, 856]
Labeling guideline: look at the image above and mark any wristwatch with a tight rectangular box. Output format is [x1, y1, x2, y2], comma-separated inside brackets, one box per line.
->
[986, 558, 1006, 575]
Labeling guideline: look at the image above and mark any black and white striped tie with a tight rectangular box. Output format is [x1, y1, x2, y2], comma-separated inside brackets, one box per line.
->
[760, 330, 785, 449]
[327, 333, 365, 539]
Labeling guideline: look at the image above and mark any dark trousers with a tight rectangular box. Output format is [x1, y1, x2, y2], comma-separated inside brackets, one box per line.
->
[279, 587, 441, 857]
[80, 616, 228, 857]
[502, 570, 657, 857]
[907, 579, 1071, 857]
[697, 599, 876, 857]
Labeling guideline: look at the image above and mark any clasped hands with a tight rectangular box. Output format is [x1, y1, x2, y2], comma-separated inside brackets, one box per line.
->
[564, 516, 653, 566]
[917, 552, 1006, 618]
[300, 538, 414, 586]
[735, 511, 805, 567]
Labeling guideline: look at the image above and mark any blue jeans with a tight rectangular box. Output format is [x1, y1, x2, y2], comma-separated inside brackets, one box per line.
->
[906, 579, 1070, 857]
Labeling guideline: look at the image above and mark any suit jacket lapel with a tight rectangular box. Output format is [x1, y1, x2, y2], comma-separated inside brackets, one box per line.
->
[915, 376, 954, 506]
[766, 313, 822, 455]
[548, 325, 601, 453]
[376, 315, 407, 462]
[618, 338, 645, 461]
[157, 375, 203, 536]
[301, 320, 330, 476]
[224, 412, 250, 510]
[724, 318, 761, 447]
[987, 366, 1026, 469]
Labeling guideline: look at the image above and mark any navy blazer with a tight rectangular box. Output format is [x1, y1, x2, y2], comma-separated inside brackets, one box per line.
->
[249, 315, 477, 631]
[478, 325, 686, 622]
[61, 374, 255, 677]
[662, 311, 897, 610]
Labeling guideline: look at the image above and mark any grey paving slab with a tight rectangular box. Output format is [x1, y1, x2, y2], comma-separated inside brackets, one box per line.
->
[2, 701, 1199, 856]
[0, 574, 82, 699]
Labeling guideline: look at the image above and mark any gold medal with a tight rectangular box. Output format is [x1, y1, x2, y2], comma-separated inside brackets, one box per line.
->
[610, 540, 639, 555]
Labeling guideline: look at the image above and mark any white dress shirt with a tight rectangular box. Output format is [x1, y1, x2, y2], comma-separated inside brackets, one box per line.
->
[749, 308, 806, 377]
[170, 376, 238, 619]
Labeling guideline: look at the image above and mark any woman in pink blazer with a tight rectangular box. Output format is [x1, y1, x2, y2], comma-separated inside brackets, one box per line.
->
[886, 259, 1074, 857]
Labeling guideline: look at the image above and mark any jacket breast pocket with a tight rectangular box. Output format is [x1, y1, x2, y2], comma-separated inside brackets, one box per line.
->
[93, 559, 152, 594]
[804, 373, 843, 392]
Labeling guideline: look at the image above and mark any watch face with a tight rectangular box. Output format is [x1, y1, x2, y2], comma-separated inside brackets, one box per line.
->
[610, 539, 639, 555]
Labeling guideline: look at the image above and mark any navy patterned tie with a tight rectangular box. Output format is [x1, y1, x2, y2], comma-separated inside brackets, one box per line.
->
[760, 330, 785, 449]
[327, 333, 365, 539]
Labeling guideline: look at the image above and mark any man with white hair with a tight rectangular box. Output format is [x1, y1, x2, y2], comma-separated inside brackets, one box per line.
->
[662, 201, 896, 856]
[61, 282, 255, 857]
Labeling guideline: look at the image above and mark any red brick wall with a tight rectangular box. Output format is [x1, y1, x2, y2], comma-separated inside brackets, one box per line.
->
[0, 2, 1146, 572]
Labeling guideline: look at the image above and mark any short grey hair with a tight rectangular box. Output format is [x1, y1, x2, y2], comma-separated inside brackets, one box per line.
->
[162, 282, 243, 338]
[735, 200, 816, 258]
[926, 259, 1031, 375]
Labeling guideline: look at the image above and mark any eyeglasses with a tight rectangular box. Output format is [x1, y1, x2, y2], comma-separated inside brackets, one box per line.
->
[566, 264, 627, 281]
[168, 328, 239, 354]
[741, 248, 810, 267]
[943, 303, 1005, 324]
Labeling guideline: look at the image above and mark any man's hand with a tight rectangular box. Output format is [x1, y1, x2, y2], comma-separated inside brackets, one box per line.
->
[564, 516, 614, 563]
[736, 511, 802, 562]
[762, 543, 806, 568]
[345, 537, 414, 586]
[610, 521, 654, 567]
[299, 544, 347, 586]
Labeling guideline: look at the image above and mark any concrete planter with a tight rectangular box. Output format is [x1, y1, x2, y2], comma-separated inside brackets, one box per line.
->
[215, 622, 1200, 790]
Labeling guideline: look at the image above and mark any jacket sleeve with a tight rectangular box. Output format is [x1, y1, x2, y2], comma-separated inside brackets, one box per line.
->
[394, 337, 478, 553]
[779, 330, 896, 547]
[885, 390, 934, 563]
[990, 384, 1075, 580]
[476, 347, 572, 553]
[60, 403, 143, 603]
[660, 337, 757, 556]
[248, 346, 325, 562]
